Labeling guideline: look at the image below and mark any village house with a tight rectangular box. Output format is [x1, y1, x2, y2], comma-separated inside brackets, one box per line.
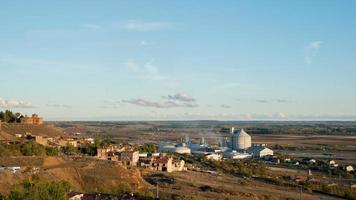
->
[329, 160, 338, 167]
[139, 156, 185, 173]
[34, 135, 50, 146]
[119, 150, 139, 166]
[0, 166, 21, 174]
[96, 145, 125, 160]
[68, 192, 84, 200]
[345, 165, 354, 172]
[309, 159, 317, 164]
[20, 114, 43, 125]
[84, 137, 95, 145]
[56, 138, 79, 147]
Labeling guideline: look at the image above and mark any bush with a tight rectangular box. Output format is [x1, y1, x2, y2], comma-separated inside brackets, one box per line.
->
[20, 141, 46, 156]
[7, 180, 72, 200]
[45, 147, 60, 156]
[199, 185, 213, 192]
[138, 144, 156, 153]
[0, 143, 22, 156]
[116, 182, 133, 195]
[61, 146, 79, 155]
[79, 145, 97, 156]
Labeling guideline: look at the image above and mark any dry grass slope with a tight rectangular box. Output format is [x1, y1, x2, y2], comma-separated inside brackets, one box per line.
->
[1, 123, 67, 138]
[0, 156, 149, 195]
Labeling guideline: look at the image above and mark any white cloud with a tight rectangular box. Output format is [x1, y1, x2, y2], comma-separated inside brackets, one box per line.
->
[271, 112, 287, 119]
[220, 104, 232, 109]
[305, 41, 323, 64]
[80, 23, 101, 30]
[256, 99, 269, 103]
[121, 20, 170, 31]
[214, 82, 242, 89]
[144, 62, 158, 75]
[46, 104, 72, 109]
[122, 98, 198, 108]
[139, 40, 150, 46]
[125, 60, 141, 73]
[276, 99, 292, 103]
[0, 97, 34, 108]
[309, 41, 322, 49]
[124, 59, 169, 80]
[165, 93, 196, 102]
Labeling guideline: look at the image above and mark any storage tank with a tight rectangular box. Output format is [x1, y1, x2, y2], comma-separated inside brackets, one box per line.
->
[231, 129, 251, 150]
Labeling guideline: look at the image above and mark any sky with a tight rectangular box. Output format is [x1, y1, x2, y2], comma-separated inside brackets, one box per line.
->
[1, 0, 356, 121]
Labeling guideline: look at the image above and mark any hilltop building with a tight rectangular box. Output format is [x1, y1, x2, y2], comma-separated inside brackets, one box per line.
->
[21, 114, 43, 125]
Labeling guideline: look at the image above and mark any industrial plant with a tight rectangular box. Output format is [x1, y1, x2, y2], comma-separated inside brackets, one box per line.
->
[159, 128, 274, 160]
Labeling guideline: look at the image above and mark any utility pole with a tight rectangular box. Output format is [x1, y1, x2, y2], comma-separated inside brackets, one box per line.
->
[156, 182, 159, 199]
[299, 185, 302, 200]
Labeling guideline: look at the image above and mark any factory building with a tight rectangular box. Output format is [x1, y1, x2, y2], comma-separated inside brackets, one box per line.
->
[159, 144, 191, 154]
[223, 151, 252, 160]
[247, 144, 274, 158]
[231, 129, 251, 150]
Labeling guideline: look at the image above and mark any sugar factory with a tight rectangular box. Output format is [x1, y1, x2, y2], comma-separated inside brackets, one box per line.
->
[159, 127, 273, 160]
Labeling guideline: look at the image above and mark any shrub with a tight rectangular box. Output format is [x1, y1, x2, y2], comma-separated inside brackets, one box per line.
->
[20, 141, 46, 156]
[45, 147, 60, 156]
[116, 182, 133, 195]
[7, 180, 72, 200]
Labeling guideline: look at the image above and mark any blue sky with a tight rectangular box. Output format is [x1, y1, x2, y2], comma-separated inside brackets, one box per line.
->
[1, 0, 356, 120]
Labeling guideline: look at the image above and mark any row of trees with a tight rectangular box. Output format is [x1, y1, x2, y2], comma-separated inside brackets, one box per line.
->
[0, 110, 24, 123]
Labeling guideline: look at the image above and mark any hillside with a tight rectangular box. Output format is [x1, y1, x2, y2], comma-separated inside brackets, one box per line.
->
[0, 123, 67, 138]
[0, 156, 150, 194]
[0, 129, 15, 140]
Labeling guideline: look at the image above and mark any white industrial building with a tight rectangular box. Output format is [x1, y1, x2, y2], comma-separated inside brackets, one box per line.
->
[247, 144, 274, 158]
[159, 144, 191, 154]
[223, 151, 252, 160]
[231, 129, 252, 150]
[205, 153, 222, 161]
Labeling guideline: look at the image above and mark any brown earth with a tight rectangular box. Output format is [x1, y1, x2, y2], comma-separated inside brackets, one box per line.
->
[0, 156, 149, 195]
[151, 170, 344, 200]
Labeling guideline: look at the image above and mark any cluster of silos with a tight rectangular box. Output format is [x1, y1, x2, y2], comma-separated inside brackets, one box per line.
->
[231, 129, 251, 150]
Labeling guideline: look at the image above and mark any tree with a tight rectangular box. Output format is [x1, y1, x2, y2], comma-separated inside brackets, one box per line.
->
[8, 181, 71, 200]
[4, 110, 16, 123]
[0, 110, 24, 123]
[0, 111, 4, 121]
[116, 182, 133, 195]
[45, 147, 60, 156]
[139, 144, 157, 153]
[61, 146, 79, 155]
[20, 141, 46, 156]
[79, 145, 97, 156]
